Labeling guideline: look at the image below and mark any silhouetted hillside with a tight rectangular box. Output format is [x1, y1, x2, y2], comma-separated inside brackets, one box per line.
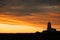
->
[0, 31, 60, 40]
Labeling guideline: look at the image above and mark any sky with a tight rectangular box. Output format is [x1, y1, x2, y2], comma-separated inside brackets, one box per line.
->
[0, 0, 60, 33]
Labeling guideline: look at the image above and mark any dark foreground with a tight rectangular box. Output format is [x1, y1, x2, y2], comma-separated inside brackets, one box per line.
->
[0, 31, 60, 40]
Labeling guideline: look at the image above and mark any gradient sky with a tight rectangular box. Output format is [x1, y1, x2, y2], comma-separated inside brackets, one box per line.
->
[0, 0, 60, 33]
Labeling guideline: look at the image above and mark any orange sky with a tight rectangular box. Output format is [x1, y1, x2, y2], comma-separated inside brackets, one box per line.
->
[0, 14, 43, 33]
[0, 0, 60, 33]
[0, 13, 60, 33]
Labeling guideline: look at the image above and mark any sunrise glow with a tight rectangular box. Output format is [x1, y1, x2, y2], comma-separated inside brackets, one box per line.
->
[0, 0, 60, 33]
[0, 14, 59, 33]
[0, 24, 42, 33]
[0, 15, 43, 33]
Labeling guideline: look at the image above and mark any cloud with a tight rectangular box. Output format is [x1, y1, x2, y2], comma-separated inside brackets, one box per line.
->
[0, 0, 60, 26]
[0, 0, 60, 7]
[0, 5, 60, 17]
[36, 0, 60, 5]
[0, 0, 60, 12]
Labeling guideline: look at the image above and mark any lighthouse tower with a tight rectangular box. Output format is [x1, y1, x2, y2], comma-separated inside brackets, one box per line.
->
[43, 22, 56, 33]
[47, 22, 56, 32]
[47, 22, 52, 31]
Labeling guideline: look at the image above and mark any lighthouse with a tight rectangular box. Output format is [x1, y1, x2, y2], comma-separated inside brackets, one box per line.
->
[47, 22, 56, 32]
[43, 22, 56, 33]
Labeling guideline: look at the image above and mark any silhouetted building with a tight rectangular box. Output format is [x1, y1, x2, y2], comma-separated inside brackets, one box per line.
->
[47, 22, 56, 32]
[43, 22, 56, 32]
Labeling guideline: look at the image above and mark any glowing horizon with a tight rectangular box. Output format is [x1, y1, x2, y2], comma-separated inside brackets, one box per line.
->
[0, 24, 43, 33]
[0, 15, 59, 33]
[0, 15, 43, 33]
[0, 0, 60, 33]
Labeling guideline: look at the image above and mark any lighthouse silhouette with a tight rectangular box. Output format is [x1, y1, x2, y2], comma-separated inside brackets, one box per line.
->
[47, 22, 56, 32]
[47, 22, 52, 31]
[43, 22, 56, 33]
